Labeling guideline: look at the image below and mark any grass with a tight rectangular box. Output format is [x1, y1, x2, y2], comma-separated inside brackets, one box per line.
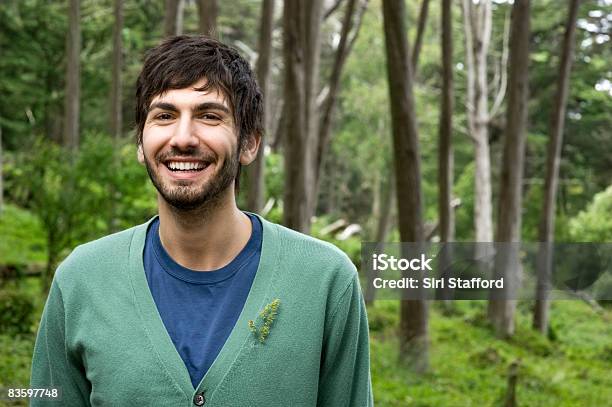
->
[368, 300, 612, 406]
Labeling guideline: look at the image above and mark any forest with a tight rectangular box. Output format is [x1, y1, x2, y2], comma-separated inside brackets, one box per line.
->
[0, 0, 611, 405]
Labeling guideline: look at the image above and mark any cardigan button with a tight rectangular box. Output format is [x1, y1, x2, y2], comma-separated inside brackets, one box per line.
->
[193, 392, 205, 406]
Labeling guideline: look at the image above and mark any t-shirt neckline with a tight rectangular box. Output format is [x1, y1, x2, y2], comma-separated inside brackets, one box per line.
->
[150, 213, 261, 285]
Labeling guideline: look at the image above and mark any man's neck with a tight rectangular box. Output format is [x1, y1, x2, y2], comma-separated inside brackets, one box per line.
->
[156, 191, 252, 271]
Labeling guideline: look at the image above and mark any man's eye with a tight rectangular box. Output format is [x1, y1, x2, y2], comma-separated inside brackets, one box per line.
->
[156, 113, 174, 121]
[199, 113, 222, 121]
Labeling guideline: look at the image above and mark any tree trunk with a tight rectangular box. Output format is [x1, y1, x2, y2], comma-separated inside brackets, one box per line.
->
[533, 0, 580, 334]
[376, 170, 395, 244]
[0, 126, 3, 215]
[439, 0, 454, 245]
[503, 360, 520, 407]
[246, 0, 275, 213]
[488, 0, 531, 338]
[436, 0, 455, 303]
[64, 0, 81, 150]
[462, 0, 493, 244]
[197, 0, 218, 38]
[164, 0, 185, 37]
[365, 170, 395, 306]
[110, 0, 123, 140]
[382, 0, 428, 373]
[411, 0, 430, 73]
[282, 0, 324, 233]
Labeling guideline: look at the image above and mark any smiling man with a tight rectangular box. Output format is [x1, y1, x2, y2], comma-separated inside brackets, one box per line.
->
[30, 36, 372, 406]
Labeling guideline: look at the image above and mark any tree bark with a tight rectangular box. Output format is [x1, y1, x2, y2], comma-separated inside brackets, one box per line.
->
[439, 0, 454, 245]
[0, 126, 3, 215]
[437, 0, 455, 303]
[462, 0, 493, 244]
[411, 0, 430, 73]
[164, 0, 185, 37]
[246, 0, 275, 213]
[488, 0, 531, 338]
[382, 0, 428, 373]
[64, 0, 81, 150]
[533, 0, 580, 334]
[110, 0, 123, 140]
[365, 169, 395, 306]
[197, 0, 218, 38]
[282, 0, 324, 233]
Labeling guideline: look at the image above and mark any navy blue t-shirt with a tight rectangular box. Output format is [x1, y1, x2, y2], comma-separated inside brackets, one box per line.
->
[143, 214, 262, 388]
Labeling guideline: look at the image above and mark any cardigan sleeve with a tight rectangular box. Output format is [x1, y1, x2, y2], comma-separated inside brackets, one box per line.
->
[30, 279, 91, 406]
[317, 273, 374, 407]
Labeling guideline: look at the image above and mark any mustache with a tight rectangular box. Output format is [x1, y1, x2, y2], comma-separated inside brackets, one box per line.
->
[155, 147, 216, 163]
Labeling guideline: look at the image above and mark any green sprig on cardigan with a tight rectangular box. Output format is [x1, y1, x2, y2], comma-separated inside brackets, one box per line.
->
[248, 299, 280, 343]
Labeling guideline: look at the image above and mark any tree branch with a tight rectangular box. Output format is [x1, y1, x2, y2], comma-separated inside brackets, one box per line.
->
[323, 0, 345, 20]
[314, 0, 369, 199]
[490, 9, 510, 118]
[411, 0, 430, 72]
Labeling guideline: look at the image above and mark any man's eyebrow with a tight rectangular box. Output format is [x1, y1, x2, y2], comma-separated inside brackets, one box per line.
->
[148, 102, 179, 113]
[193, 102, 230, 114]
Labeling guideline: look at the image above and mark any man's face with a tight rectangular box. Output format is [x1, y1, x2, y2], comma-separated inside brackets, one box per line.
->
[138, 79, 241, 210]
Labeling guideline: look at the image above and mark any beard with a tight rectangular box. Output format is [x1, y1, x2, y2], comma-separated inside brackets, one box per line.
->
[143, 146, 239, 211]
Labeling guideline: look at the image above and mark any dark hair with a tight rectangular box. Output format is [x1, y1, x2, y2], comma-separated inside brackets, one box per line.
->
[135, 35, 263, 152]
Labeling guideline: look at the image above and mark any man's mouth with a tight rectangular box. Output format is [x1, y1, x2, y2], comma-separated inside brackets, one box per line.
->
[163, 160, 209, 172]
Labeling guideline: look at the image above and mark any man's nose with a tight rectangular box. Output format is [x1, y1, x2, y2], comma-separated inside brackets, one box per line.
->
[169, 116, 199, 150]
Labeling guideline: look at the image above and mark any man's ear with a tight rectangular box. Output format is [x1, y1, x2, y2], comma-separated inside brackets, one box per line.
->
[137, 143, 145, 164]
[239, 133, 262, 165]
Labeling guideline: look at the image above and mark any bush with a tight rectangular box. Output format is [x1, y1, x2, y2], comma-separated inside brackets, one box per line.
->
[0, 290, 35, 335]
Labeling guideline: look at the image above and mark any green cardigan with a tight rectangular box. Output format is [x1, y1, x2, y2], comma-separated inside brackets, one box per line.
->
[30, 216, 373, 406]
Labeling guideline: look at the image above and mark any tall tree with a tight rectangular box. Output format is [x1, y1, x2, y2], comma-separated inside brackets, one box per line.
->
[437, 0, 455, 302]
[382, 0, 428, 372]
[110, 0, 123, 140]
[64, 0, 81, 149]
[197, 0, 218, 38]
[438, 0, 454, 245]
[533, 0, 581, 334]
[164, 0, 185, 37]
[462, 0, 493, 244]
[282, 0, 324, 233]
[246, 0, 275, 213]
[488, 0, 531, 337]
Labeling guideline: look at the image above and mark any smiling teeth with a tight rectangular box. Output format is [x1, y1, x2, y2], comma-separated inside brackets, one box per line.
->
[167, 161, 205, 171]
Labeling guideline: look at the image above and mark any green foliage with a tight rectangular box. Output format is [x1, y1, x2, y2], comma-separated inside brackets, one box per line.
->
[5, 134, 156, 281]
[0, 204, 46, 266]
[263, 151, 284, 204]
[0, 277, 45, 391]
[0, 290, 34, 335]
[0, 333, 35, 394]
[569, 185, 612, 242]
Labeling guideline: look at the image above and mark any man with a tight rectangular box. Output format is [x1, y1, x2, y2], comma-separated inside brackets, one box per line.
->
[30, 36, 372, 406]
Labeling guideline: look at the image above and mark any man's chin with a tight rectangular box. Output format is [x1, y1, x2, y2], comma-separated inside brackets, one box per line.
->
[161, 194, 214, 211]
